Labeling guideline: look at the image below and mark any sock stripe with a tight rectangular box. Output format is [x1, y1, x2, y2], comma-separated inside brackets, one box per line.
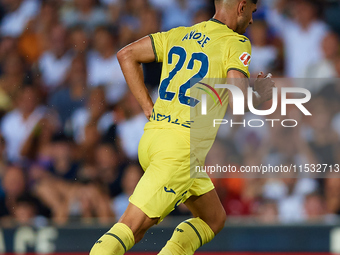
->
[184, 221, 203, 247]
[105, 233, 127, 252]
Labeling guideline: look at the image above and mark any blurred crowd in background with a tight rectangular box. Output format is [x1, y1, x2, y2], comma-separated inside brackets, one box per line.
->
[0, 0, 339, 227]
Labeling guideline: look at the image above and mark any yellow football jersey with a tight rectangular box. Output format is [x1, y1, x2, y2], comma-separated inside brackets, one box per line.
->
[147, 18, 251, 130]
[145, 19, 251, 166]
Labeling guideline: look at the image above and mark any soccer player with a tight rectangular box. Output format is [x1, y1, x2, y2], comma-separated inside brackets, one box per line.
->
[90, 0, 275, 254]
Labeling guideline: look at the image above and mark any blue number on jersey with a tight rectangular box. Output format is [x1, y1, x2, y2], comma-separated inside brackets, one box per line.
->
[159, 46, 209, 107]
[159, 46, 186, 102]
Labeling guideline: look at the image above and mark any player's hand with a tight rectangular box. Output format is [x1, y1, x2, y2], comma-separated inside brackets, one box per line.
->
[144, 108, 153, 120]
[254, 72, 275, 103]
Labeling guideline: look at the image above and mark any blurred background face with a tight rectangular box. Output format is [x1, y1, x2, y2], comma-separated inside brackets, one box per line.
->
[53, 142, 71, 160]
[94, 29, 114, 53]
[95, 144, 119, 183]
[50, 25, 68, 57]
[304, 194, 324, 220]
[139, 8, 159, 34]
[69, 56, 87, 87]
[71, 29, 89, 54]
[95, 144, 118, 170]
[40, 2, 58, 24]
[249, 20, 267, 46]
[322, 33, 340, 60]
[88, 87, 106, 117]
[14, 202, 36, 224]
[122, 164, 142, 195]
[126, 0, 148, 14]
[3, 53, 23, 76]
[292, 0, 317, 26]
[119, 92, 142, 118]
[17, 87, 38, 115]
[2, 166, 26, 197]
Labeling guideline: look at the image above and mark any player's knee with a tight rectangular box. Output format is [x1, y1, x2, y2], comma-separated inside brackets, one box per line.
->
[133, 226, 149, 243]
[134, 230, 146, 244]
[215, 209, 227, 234]
[133, 218, 159, 243]
[206, 208, 226, 235]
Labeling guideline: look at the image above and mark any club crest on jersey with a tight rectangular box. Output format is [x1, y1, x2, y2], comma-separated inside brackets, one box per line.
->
[239, 52, 251, 66]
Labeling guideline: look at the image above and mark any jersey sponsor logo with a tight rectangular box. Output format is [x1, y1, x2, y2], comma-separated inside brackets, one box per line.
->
[239, 39, 248, 43]
[239, 52, 251, 66]
[151, 109, 193, 128]
[164, 187, 176, 194]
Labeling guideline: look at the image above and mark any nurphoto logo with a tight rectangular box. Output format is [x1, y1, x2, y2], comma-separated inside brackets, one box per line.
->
[200, 84, 312, 128]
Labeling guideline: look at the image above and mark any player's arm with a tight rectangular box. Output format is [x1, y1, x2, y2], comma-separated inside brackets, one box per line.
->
[117, 36, 155, 120]
[227, 70, 275, 111]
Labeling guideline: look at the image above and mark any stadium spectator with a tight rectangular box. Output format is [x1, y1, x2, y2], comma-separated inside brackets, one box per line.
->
[324, 177, 340, 215]
[87, 26, 127, 104]
[38, 24, 73, 91]
[304, 32, 340, 93]
[0, 166, 49, 227]
[256, 199, 279, 224]
[0, 166, 26, 226]
[307, 97, 338, 165]
[161, 0, 194, 30]
[61, 0, 109, 33]
[48, 55, 87, 128]
[116, 92, 148, 160]
[71, 87, 113, 145]
[94, 142, 124, 198]
[263, 178, 318, 223]
[0, 52, 27, 114]
[13, 194, 49, 227]
[20, 113, 60, 161]
[111, 164, 143, 220]
[69, 26, 90, 55]
[0, 0, 40, 38]
[248, 20, 278, 76]
[192, 8, 213, 25]
[136, 7, 160, 39]
[267, 0, 329, 77]
[1, 85, 46, 162]
[17, 1, 60, 64]
[303, 192, 326, 222]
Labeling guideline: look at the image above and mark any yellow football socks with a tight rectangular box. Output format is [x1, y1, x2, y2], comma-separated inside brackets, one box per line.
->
[89, 223, 135, 255]
[158, 217, 215, 255]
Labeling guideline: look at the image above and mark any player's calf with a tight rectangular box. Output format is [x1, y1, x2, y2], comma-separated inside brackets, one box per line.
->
[89, 203, 158, 255]
[201, 207, 227, 235]
[90, 223, 135, 255]
[158, 217, 215, 255]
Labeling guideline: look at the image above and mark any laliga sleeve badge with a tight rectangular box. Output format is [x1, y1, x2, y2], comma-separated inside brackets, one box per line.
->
[239, 52, 251, 66]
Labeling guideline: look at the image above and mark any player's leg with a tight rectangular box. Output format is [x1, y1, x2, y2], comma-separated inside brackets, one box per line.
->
[90, 202, 158, 255]
[158, 183, 226, 255]
[118, 203, 159, 243]
[90, 129, 159, 255]
[184, 189, 226, 234]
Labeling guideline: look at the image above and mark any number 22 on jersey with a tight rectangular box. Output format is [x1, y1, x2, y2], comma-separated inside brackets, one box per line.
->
[159, 46, 209, 107]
